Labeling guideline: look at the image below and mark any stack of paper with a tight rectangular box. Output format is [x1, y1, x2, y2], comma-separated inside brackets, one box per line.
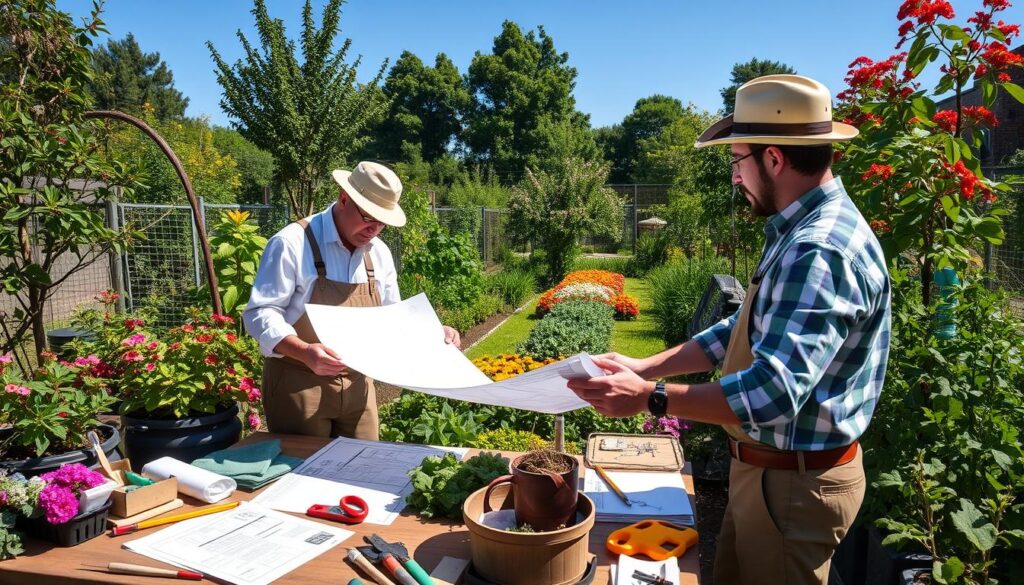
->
[583, 469, 694, 525]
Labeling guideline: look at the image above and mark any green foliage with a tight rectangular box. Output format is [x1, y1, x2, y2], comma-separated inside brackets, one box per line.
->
[0, 354, 115, 457]
[112, 114, 242, 204]
[208, 0, 387, 218]
[435, 294, 503, 334]
[406, 452, 510, 520]
[833, 6, 1024, 308]
[364, 51, 469, 164]
[444, 173, 510, 208]
[508, 157, 623, 285]
[474, 428, 582, 454]
[210, 127, 275, 205]
[0, 0, 138, 362]
[485, 270, 536, 308]
[518, 300, 614, 360]
[647, 255, 731, 346]
[572, 255, 633, 275]
[403, 224, 484, 310]
[604, 95, 686, 182]
[720, 58, 797, 114]
[199, 210, 268, 324]
[464, 21, 597, 177]
[632, 104, 716, 184]
[861, 269, 1024, 584]
[87, 33, 188, 121]
[0, 471, 44, 560]
[632, 231, 672, 276]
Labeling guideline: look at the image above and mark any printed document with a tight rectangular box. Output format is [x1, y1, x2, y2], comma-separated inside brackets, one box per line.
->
[123, 502, 351, 585]
[583, 469, 694, 525]
[306, 294, 603, 414]
[251, 437, 467, 524]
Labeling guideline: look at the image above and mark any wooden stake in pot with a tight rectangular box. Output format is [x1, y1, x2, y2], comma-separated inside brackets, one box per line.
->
[87, 430, 123, 486]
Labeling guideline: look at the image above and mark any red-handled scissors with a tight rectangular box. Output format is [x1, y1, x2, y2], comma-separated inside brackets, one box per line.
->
[306, 495, 369, 524]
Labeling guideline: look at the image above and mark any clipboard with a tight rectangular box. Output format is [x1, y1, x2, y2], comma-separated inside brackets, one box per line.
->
[585, 433, 684, 471]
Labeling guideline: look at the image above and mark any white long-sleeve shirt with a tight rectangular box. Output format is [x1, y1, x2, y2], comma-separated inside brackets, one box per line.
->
[243, 203, 400, 357]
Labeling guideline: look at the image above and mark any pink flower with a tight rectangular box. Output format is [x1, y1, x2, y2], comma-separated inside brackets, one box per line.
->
[122, 350, 143, 363]
[0, 354, 12, 364]
[121, 334, 146, 347]
[5, 383, 29, 396]
[144, 362, 156, 372]
[38, 484, 78, 524]
[169, 342, 182, 351]
[247, 387, 261, 402]
[239, 377, 256, 392]
[247, 412, 262, 431]
[147, 342, 159, 350]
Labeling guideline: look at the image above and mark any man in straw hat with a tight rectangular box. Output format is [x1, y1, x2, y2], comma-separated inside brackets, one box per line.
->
[244, 161, 461, 439]
[568, 75, 891, 584]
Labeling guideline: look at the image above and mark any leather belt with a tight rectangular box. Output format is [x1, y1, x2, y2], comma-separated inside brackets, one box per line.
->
[728, 438, 859, 471]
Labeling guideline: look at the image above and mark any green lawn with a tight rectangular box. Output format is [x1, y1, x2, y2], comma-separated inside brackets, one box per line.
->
[610, 277, 667, 359]
[465, 294, 543, 359]
[465, 277, 667, 360]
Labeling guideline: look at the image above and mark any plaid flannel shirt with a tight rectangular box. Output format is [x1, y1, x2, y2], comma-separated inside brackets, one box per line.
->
[693, 177, 891, 451]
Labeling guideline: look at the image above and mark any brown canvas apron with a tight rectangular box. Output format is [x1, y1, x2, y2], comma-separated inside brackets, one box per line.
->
[712, 279, 865, 585]
[261, 219, 380, 440]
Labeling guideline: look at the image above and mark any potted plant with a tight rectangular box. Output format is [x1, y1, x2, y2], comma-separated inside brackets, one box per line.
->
[101, 310, 263, 469]
[0, 353, 120, 477]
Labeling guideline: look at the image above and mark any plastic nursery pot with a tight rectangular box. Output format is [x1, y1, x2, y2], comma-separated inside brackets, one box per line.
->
[483, 451, 579, 531]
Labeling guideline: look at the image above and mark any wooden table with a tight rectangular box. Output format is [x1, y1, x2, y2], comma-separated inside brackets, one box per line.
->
[0, 433, 700, 584]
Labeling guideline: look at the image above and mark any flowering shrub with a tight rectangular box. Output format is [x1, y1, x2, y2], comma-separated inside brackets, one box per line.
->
[536, 270, 639, 320]
[834, 0, 1024, 306]
[73, 293, 263, 426]
[0, 352, 114, 458]
[642, 415, 690, 438]
[0, 470, 43, 559]
[472, 354, 559, 381]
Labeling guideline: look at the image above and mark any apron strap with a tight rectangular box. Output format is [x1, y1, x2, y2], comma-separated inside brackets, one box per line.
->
[363, 252, 376, 301]
[297, 218, 327, 278]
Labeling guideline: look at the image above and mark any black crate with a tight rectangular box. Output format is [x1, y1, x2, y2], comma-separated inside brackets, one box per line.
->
[18, 501, 112, 547]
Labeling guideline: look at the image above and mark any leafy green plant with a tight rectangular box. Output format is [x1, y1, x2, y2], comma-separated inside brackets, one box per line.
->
[206, 210, 267, 322]
[435, 294, 503, 334]
[485, 270, 537, 308]
[517, 300, 614, 360]
[0, 352, 114, 458]
[647, 255, 732, 346]
[474, 428, 580, 455]
[860, 269, 1024, 584]
[632, 231, 672, 275]
[406, 452, 510, 520]
[402, 215, 485, 311]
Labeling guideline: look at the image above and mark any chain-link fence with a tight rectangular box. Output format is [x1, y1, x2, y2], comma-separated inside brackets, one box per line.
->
[118, 200, 288, 325]
[433, 207, 508, 269]
[985, 167, 1024, 306]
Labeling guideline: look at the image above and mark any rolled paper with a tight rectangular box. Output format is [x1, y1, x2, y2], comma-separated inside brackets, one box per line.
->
[141, 457, 236, 503]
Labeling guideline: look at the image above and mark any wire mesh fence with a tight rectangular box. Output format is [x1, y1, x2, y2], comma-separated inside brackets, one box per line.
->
[985, 167, 1024, 301]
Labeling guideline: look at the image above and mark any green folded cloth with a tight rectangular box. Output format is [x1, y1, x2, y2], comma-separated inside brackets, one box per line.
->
[192, 439, 303, 490]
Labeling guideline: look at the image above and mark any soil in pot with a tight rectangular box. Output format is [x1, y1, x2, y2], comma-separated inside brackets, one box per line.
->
[517, 450, 573, 475]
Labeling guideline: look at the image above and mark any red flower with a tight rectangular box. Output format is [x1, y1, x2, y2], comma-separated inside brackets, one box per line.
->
[998, 72, 1012, 82]
[862, 164, 895, 184]
[963, 105, 999, 127]
[196, 334, 213, 344]
[975, 63, 990, 78]
[204, 354, 219, 366]
[182, 324, 194, 332]
[169, 342, 182, 351]
[124, 318, 144, 330]
[122, 350, 143, 363]
[981, 42, 1024, 71]
[211, 314, 235, 326]
[995, 20, 1021, 40]
[984, 0, 1011, 10]
[969, 10, 993, 29]
[897, 0, 955, 24]
[869, 220, 892, 235]
[932, 110, 958, 132]
[898, 20, 916, 37]
[57, 412, 68, 418]
[946, 160, 979, 199]
[226, 333, 237, 343]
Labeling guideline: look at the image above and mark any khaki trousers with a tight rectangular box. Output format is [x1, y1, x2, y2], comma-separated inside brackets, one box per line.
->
[713, 445, 865, 585]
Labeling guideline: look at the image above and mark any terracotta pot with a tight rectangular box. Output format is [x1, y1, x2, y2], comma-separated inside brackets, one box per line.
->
[483, 452, 578, 531]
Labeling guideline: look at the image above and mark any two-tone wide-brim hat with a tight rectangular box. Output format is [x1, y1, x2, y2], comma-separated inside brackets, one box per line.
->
[331, 161, 407, 227]
[695, 74, 859, 148]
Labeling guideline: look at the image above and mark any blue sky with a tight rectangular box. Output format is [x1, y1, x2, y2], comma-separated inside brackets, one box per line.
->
[57, 1, 1024, 129]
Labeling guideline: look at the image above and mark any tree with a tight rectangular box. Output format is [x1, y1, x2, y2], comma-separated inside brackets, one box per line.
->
[612, 95, 686, 182]
[720, 58, 796, 114]
[464, 21, 595, 182]
[365, 51, 469, 165]
[208, 0, 387, 218]
[0, 0, 136, 365]
[211, 127, 275, 205]
[507, 157, 623, 285]
[88, 34, 188, 121]
[632, 102, 710, 183]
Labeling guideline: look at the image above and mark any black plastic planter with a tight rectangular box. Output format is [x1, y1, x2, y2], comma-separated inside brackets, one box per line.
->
[0, 424, 122, 478]
[122, 402, 242, 470]
[866, 526, 932, 585]
[18, 501, 112, 547]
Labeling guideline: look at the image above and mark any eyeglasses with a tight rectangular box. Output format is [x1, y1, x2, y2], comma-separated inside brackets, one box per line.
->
[342, 191, 384, 226]
[730, 147, 767, 168]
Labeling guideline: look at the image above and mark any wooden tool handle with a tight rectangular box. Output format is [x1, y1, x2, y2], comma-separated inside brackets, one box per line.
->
[107, 563, 202, 580]
[87, 430, 123, 486]
[347, 548, 396, 585]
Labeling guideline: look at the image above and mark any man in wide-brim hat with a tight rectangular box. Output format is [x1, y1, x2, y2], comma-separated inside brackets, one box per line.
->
[568, 75, 891, 584]
[244, 161, 461, 440]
